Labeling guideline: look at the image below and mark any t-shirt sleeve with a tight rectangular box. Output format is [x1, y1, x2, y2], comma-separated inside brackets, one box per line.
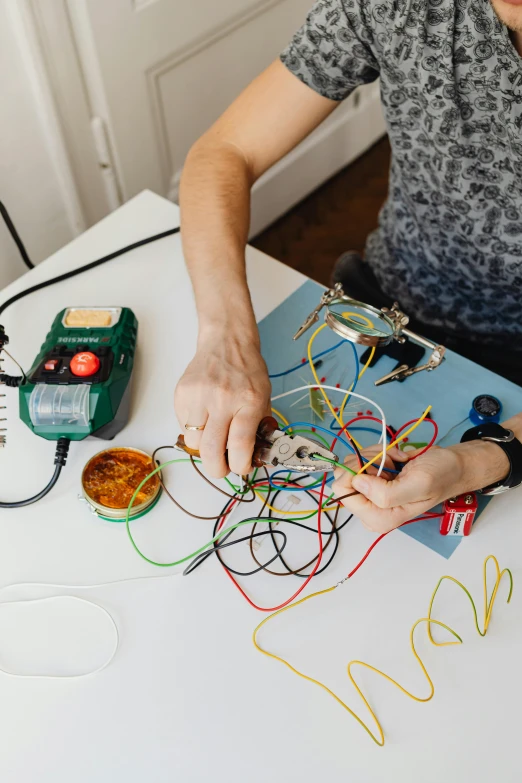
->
[280, 0, 380, 102]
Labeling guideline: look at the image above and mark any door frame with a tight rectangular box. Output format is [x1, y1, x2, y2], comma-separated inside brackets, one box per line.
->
[28, 0, 386, 236]
[6, 0, 90, 234]
[23, 0, 111, 228]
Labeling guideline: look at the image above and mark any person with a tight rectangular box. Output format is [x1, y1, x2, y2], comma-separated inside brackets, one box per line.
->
[175, 0, 522, 533]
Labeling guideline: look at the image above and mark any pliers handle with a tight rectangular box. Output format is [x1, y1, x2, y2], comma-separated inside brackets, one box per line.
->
[175, 416, 338, 473]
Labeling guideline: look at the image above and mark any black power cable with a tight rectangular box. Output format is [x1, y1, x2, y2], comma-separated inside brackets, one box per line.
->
[0, 226, 181, 317]
[0, 374, 22, 387]
[0, 201, 34, 270]
[0, 202, 181, 508]
[0, 438, 70, 508]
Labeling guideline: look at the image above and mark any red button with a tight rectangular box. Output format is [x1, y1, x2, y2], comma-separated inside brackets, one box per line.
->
[44, 359, 60, 371]
[70, 352, 100, 377]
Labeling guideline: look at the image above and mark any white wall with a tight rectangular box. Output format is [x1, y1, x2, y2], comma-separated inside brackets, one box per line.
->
[0, 0, 74, 290]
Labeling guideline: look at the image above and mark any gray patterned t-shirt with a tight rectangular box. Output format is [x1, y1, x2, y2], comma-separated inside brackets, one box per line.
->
[281, 0, 522, 347]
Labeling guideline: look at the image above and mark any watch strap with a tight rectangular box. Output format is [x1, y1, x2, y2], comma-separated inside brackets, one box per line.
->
[461, 423, 522, 494]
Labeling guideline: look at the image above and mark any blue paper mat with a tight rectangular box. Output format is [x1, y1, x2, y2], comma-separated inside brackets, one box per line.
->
[258, 280, 522, 559]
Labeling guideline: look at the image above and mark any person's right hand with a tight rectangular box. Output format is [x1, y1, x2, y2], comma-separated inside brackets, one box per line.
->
[174, 328, 271, 478]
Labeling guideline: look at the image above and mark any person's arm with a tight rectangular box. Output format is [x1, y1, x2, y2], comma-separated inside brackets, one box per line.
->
[176, 59, 338, 477]
[333, 413, 522, 532]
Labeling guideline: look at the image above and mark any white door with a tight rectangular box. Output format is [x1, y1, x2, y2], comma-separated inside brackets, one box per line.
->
[37, 0, 385, 234]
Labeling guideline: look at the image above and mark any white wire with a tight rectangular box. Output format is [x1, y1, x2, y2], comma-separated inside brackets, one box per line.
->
[0, 572, 179, 679]
[271, 384, 388, 477]
[0, 595, 119, 679]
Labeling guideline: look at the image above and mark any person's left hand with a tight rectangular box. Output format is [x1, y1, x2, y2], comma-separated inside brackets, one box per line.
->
[332, 440, 510, 534]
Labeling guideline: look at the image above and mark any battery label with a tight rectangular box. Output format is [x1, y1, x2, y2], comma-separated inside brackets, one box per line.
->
[441, 493, 478, 537]
[442, 509, 474, 536]
[449, 512, 466, 535]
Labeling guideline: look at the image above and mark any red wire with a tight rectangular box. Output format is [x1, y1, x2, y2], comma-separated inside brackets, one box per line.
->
[346, 533, 387, 578]
[330, 414, 438, 474]
[344, 514, 443, 580]
[218, 473, 328, 612]
[341, 415, 396, 443]
[393, 417, 438, 458]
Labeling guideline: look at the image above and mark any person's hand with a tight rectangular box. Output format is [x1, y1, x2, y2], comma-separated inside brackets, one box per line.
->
[174, 328, 271, 478]
[332, 440, 510, 534]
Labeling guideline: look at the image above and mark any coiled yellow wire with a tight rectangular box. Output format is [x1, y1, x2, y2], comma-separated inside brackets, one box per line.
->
[253, 555, 513, 746]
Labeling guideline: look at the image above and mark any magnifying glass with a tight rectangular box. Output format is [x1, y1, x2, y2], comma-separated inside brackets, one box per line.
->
[325, 299, 397, 346]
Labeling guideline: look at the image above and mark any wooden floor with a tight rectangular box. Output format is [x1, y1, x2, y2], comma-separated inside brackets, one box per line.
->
[252, 136, 391, 287]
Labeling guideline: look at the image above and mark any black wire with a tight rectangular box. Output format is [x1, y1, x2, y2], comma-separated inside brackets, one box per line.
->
[183, 474, 352, 579]
[183, 529, 288, 577]
[0, 227, 181, 317]
[261, 491, 340, 579]
[254, 468, 344, 578]
[0, 437, 70, 508]
[340, 436, 364, 470]
[182, 482, 267, 576]
[0, 374, 23, 387]
[0, 465, 62, 509]
[184, 490, 264, 577]
[264, 484, 353, 578]
[0, 201, 34, 270]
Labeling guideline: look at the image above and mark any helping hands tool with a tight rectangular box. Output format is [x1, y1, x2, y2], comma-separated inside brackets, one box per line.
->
[294, 283, 446, 385]
[176, 416, 338, 473]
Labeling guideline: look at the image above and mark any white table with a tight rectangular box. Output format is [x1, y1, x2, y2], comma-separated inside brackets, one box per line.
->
[1, 191, 521, 783]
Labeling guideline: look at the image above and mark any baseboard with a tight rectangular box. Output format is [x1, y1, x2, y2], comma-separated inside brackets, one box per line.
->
[167, 82, 386, 238]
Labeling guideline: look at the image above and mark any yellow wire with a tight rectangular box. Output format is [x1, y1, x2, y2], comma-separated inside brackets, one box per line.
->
[271, 407, 291, 430]
[253, 555, 513, 746]
[308, 324, 357, 436]
[339, 345, 376, 426]
[338, 310, 376, 429]
[355, 406, 432, 476]
[357, 347, 375, 380]
[307, 318, 376, 449]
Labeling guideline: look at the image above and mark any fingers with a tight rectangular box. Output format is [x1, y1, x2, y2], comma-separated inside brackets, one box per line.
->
[227, 407, 263, 476]
[199, 412, 233, 478]
[334, 444, 408, 485]
[175, 336, 272, 479]
[181, 406, 209, 451]
[351, 471, 427, 509]
[384, 446, 410, 463]
[332, 489, 411, 533]
[333, 466, 435, 533]
[174, 379, 205, 449]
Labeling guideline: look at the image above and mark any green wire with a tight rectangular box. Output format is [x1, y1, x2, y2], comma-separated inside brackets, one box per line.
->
[125, 458, 338, 567]
[317, 454, 356, 476]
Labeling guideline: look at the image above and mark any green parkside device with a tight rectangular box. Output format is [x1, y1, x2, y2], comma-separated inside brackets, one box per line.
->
[19, 307, 138, 442]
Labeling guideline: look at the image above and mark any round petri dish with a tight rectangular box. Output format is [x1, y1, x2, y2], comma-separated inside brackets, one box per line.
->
[81, 447, 161, 522]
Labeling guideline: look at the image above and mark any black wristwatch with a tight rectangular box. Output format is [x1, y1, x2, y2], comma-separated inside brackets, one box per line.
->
[461, 422, 522, 496]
